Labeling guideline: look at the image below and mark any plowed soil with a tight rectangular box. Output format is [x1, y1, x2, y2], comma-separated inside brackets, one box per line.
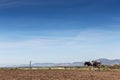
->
[0, 69, 120, 80]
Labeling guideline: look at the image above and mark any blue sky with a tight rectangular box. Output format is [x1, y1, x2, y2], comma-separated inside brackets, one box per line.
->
[0, 0, 120, 66]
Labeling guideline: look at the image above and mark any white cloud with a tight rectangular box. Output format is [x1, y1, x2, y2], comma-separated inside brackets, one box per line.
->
[0, 29, 119, 49]
[0, 29, 120, 64]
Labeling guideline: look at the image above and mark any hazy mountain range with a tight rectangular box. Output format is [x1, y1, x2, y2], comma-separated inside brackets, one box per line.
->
[31, 59, 120, 67]
[3, 59, 120, 68]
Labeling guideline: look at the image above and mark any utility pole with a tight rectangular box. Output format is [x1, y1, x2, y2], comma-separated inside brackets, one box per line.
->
[29, 60, 32, 69]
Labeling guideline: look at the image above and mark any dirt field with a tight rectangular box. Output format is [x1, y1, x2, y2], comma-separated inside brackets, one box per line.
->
[0, 69, 120, 80]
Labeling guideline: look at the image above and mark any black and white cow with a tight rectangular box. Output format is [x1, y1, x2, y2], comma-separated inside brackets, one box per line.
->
[84, 60, 101, 70]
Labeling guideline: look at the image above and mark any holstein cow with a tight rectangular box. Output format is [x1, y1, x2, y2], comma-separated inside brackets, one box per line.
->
[84, 60, 101, 70]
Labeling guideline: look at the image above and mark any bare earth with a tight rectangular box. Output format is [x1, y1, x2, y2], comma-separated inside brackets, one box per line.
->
[0, 69, 120, 80]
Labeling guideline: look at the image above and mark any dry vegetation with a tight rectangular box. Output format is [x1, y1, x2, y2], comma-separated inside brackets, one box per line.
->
[0, 69, 120, 80]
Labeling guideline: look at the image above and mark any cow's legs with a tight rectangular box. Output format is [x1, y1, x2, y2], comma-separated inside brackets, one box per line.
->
[88, 66, 92, 71]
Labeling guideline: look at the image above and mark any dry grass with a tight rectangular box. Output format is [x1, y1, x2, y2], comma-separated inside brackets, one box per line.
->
[0, 69, 120, 80]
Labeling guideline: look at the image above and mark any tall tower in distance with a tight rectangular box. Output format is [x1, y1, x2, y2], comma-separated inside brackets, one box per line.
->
[29, 60, 32, 69]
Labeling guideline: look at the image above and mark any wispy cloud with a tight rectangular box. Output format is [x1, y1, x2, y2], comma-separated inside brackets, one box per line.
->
[0, 0, 96, 9]
[0, 0, 20, 8]
[0, 0, 67, 8]
[0, 29, 120, 49]
[0, 29, 120, 64]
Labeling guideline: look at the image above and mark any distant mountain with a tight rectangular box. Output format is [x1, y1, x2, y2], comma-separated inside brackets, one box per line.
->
[3, 59, 120, 67]
[98, 58, 120, 65]
[32, 59, 120, 67]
